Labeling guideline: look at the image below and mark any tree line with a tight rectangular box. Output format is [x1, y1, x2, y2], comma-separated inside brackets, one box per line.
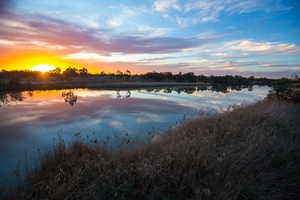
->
[1, 66, 299, 91]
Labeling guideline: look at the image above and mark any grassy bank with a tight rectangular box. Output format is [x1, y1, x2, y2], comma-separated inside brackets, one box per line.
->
[9, 99, 300, 199]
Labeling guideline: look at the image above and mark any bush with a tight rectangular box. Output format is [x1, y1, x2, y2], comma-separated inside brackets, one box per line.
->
[268, 78, 293, 100]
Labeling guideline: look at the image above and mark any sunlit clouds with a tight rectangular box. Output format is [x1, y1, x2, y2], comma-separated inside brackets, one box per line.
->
[0, 0, 299, 76]
[224, 40, 299, 54]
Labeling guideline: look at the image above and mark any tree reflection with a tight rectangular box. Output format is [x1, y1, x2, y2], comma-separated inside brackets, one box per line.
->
[248, 85, 253, 91]
[0, 91, 29, 104]
[210, 84, 229, 93]
[116, 91, 121, 99]
[209, 85, 254, 93]
[62, 91, 78, 106]
[115, 90, 131, 98]
[125, 91, 131, 98]
[163, 88, 173, 93]
[0, 92, 24, 104]
[182, 87, 196, 94]
[172, 87, 197, 94]
[114, 86, 257, 99]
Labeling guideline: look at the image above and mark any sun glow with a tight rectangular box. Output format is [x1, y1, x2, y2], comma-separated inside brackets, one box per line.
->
[29, 64, 55, 73]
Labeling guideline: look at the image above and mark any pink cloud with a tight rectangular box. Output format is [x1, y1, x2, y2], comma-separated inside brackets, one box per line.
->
[0, 12, 207, 57]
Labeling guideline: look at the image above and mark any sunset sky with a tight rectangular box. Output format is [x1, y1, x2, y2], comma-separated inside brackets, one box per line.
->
[0, 0, 299, 77]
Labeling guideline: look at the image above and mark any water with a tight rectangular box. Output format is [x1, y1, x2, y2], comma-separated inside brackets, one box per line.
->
[0, 85, 270, 196]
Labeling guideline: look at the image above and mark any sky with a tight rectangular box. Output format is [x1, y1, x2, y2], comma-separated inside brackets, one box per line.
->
[0, 0, 300, 77]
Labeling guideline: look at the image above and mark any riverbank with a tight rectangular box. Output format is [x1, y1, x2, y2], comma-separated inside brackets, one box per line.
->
[8, 99, 300, 199]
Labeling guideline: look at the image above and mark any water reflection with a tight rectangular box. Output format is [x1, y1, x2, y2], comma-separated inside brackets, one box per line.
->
[0, 85, 270, 197]
[142, 85, 254, 94]
[145, 87, 201, 94]
[0, 85, 256, 105]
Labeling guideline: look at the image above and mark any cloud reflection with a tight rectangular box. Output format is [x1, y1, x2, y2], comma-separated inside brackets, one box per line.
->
[0, 86, 269, 142]
[0, 89, 195, 141]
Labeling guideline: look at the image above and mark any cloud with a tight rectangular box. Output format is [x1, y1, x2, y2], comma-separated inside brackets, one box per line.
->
[106, 6, 137, 27]
[225, 40, 272, 51]
[106, 18, 123, 27]
[154, 0, 180, 12]
[64, 52, 105, 62]
[224, 40, 300, 55]
[108, 36, 205, 54]
[196, 31, 224, 40]
[138, 55, 192, 62]
[0, 12, 209, 59]
[152, 0, 292, 25]
[136, 25, 172, 37]
[194, 39, 300, 61]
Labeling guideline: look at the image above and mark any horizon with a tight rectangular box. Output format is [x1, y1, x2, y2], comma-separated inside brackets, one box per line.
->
[0, 0, 300, 78]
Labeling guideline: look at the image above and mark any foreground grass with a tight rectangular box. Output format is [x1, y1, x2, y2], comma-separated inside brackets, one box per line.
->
[10, 99, 300, 199]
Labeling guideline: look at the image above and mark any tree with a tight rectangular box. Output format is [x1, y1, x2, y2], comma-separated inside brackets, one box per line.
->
[125, 70, 131, 76]
[49, 67, 62, 76]
[249, 76, 255, 82]
[79, 67, 88, 76]
[116, 70, 123, 76]
[268, 78, 293, 100]
[182, 72, 197, 82]
[125, 70, 131, 79]
[63, 67, 78, 80]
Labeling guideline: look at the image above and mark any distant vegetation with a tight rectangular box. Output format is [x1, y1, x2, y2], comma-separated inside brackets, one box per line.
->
[0, 67, 278, 91]
[8, 99, 300, 199]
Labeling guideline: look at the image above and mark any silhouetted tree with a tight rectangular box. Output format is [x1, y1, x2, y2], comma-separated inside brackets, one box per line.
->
[49, 67, 62, 76]
[116, 70, 123, 76]
[182, 72, 197, 82]
[125, 70, 131, 76]
[62, 67, 79, 81]
[79, 67, 88, 76]
[63, 67, 78, 77]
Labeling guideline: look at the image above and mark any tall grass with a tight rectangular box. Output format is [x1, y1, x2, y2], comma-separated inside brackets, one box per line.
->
[9, 99, 300, 199]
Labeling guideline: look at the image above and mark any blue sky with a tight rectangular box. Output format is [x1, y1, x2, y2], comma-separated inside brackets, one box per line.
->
[0, 0, 300, 77]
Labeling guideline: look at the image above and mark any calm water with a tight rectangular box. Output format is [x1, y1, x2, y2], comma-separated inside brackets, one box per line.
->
[0, 86, 269, 195]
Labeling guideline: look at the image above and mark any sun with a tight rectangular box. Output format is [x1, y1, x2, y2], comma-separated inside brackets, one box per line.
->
[29, 64, 56, 73]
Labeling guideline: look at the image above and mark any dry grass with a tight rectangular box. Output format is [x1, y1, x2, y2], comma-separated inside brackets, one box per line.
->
[9, 99, 300, 200]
